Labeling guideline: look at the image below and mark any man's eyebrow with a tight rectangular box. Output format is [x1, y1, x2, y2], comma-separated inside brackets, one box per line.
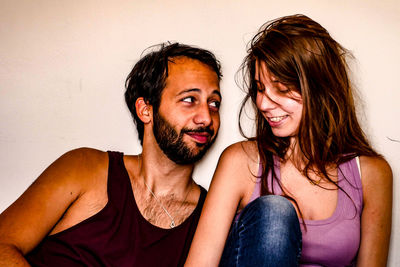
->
[212, 90, 222, 99]
[177, 88, 222, 99]
[177, 88, 200, 95]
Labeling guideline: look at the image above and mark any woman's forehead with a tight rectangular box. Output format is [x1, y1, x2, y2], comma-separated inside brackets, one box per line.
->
[254, 60, 276, 83]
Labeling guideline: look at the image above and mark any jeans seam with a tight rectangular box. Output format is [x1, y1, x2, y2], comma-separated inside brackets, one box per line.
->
[297, 228, 302, 263]
[236, 220, 245, 267]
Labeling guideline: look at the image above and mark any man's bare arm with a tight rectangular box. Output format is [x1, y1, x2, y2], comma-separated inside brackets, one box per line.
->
[0, 148, 100, 265]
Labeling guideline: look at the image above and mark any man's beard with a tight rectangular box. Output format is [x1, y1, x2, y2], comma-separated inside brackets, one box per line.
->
[153, 111, 216, 165]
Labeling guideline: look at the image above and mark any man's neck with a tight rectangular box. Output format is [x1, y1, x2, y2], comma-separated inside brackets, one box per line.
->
[139, 144, 195, 195]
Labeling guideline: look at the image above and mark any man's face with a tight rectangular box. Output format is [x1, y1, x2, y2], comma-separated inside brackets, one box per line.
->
[153, 57, 221, 165]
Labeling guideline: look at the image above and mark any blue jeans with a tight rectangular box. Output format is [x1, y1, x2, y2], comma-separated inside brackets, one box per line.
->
[219, 195, 302, 267]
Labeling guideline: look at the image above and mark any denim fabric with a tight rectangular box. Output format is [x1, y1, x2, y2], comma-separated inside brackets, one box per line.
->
[219, 195, 302, 267]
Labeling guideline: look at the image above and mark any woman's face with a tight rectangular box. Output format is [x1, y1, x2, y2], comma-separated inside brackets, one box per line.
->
[255, 61, 303, 138]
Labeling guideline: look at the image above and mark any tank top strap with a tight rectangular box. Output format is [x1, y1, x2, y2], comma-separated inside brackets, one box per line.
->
[248, 160, 262, 203]
[337, 157, 363, 212]
[249, 155, 283, 202]
[106, 151, 134, 209]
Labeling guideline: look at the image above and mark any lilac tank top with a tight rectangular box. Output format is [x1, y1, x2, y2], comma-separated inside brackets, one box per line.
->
[249, 157, 363, 267]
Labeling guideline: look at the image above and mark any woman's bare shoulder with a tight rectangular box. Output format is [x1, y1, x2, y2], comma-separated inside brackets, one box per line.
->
[214, 141, 259, 195]
[359, 155, 392, 194]
[359, 156, 392, 180]
[220, 140, 258, 164]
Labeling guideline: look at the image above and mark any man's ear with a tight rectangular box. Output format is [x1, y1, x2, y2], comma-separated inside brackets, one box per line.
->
[135, 97, 152, 124]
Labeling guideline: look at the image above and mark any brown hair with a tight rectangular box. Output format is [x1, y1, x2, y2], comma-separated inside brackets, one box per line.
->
[239, 14, 379, 195]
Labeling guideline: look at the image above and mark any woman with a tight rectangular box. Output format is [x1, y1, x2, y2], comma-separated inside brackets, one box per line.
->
[185, 14, 392, 267]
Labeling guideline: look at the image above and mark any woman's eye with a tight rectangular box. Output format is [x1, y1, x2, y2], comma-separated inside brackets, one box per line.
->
[279, 89, 290, 94]
[255, 81, 264, 92]
[182, 96, 195, 103]
[275, 82, 291, 94]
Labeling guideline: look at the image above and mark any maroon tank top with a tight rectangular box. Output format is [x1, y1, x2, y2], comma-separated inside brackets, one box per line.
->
[26, 151, 206, 267]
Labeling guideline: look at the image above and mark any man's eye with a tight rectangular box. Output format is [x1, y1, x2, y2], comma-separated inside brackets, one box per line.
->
[182, 97, 195, 103]
[209, 101, 220, 109]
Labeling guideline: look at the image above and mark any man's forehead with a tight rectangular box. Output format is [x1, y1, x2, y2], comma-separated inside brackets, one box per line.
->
[167, 55, 190, 65]
[167, 56, 212, 72]
[164, 57, 220, 93]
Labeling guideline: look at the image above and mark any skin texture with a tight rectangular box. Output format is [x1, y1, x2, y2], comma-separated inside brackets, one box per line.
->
[0, 57, 221, 266]
[185, 65, 392, 267]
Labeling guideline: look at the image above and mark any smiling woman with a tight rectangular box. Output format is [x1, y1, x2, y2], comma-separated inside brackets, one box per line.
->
[185, 14, 392, 267]
[255, 61, 303, 138]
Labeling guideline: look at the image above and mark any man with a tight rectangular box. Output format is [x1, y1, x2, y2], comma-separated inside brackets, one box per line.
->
[0, 43, 222, 266]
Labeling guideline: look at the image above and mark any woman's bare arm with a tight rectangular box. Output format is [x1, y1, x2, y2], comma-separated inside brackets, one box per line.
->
[356, 156, 392, 267]
[185, 142, 258, 267]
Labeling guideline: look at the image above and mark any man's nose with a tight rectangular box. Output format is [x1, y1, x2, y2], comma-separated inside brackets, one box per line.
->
[193, 103, 212, 126]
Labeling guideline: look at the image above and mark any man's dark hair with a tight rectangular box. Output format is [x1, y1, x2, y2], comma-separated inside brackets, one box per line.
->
[125, 42, 222, 145]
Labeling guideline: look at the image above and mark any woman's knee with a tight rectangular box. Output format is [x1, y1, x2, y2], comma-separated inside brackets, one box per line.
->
[238, 195, 301, 242]
[241, 195, 297, 223]
[221, 195, 302, 267]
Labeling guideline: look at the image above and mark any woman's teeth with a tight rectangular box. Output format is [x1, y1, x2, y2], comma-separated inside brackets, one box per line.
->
[269, 115, 287, 122]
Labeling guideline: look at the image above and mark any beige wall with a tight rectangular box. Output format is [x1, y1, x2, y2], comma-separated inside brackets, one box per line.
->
[1, 0, 399, 265]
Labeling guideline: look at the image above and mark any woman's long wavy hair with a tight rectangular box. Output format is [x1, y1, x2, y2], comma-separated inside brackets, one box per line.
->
[239, 14, 379, 196]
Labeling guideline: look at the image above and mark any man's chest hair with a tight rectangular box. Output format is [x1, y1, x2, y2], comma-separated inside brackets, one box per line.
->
[135, 190, 197, 228]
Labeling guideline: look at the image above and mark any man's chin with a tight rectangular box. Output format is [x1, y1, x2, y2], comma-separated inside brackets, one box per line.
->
[163, 135, 216, 165]
[172, 148, 207, 165]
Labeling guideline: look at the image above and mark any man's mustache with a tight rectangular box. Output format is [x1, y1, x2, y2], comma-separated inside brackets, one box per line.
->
[181, 127, 214, 136]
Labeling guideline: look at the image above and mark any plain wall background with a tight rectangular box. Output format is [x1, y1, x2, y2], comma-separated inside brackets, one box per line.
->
[1, 0, 399, 265]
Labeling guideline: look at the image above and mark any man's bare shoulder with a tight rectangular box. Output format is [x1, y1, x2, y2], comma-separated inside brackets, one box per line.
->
[0, 148, 111, 253]
[38, 147, 109, 188]
[58, 147, 108, 165]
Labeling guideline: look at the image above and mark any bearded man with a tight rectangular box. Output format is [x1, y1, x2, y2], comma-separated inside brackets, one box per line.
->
[0, 42, 222, 267]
